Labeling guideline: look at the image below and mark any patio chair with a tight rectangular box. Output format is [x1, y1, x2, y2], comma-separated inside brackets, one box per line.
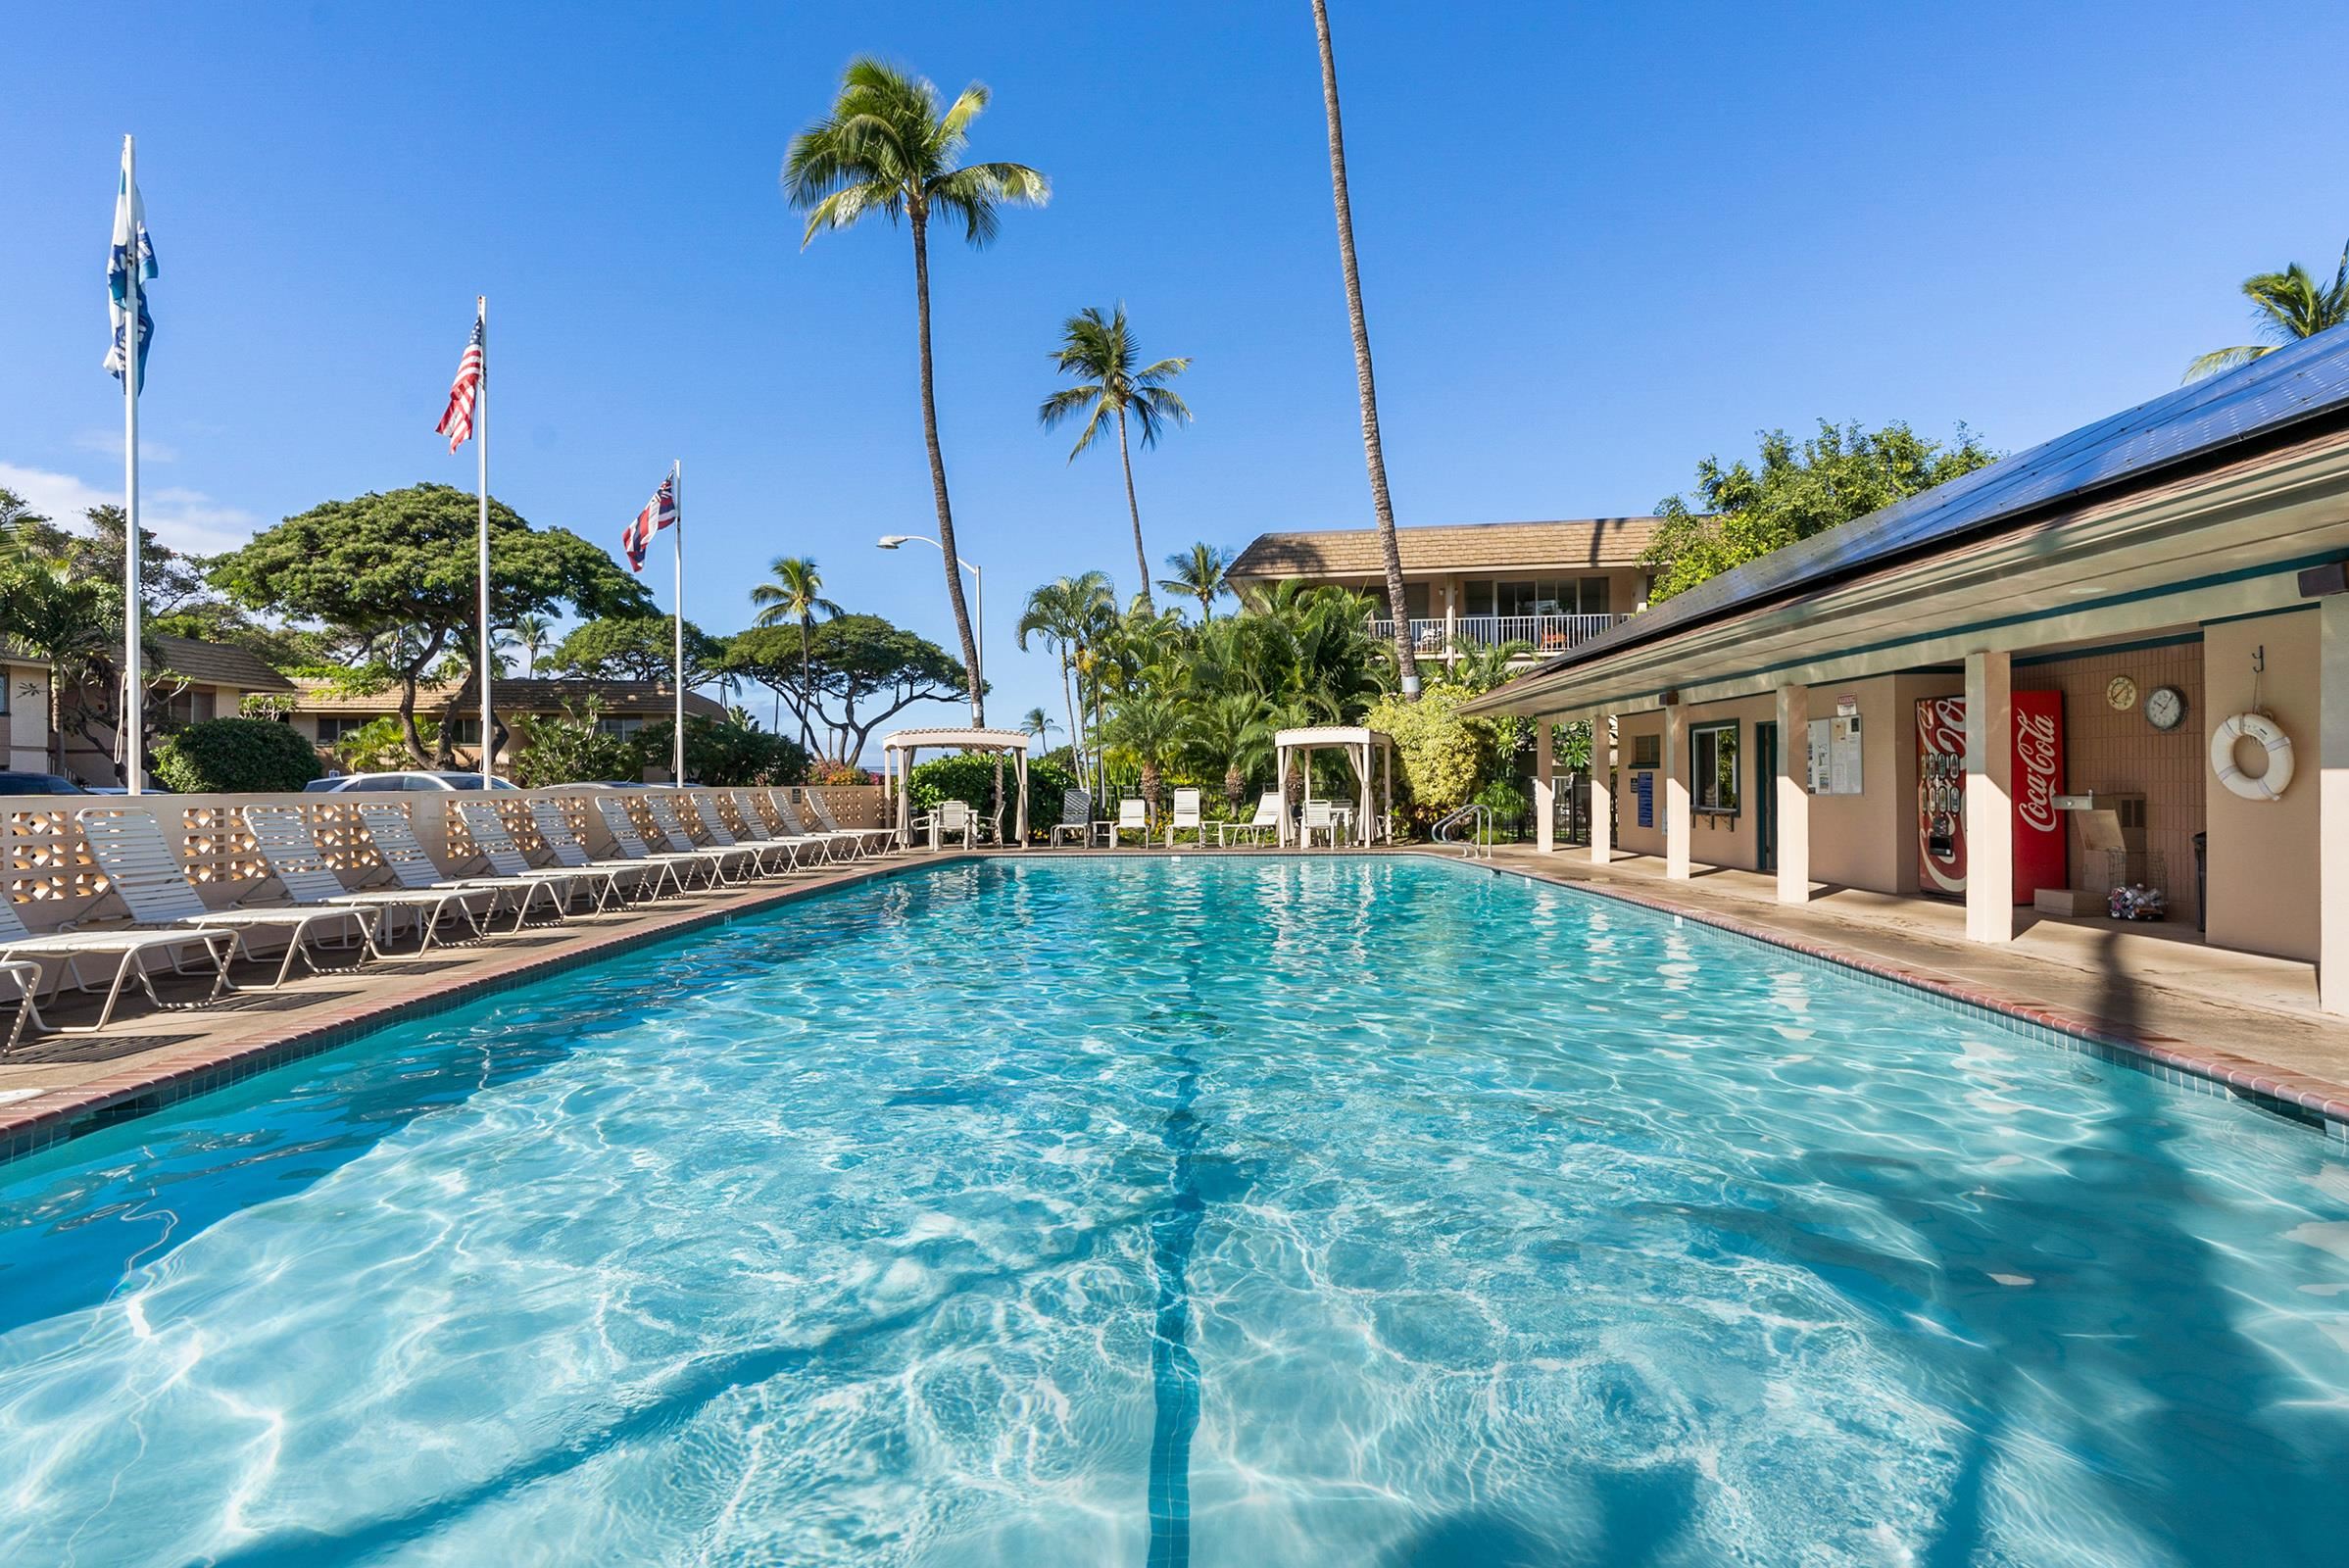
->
[245, 803, 490, 953]
[1049, 788, 1094, 848]
[1300, 800, 1340, 849]
[639, 792, 764, 884]
[685, 790, 802, 875]
[454, 801, 618, 912]
[1216, 793, 1282, 847]
[529, 797, 681, 903]
[806, 791, 900, 855]
[593, 795, 722, 890]
[1165, 788, 1203, 847]
[1111, 798, 1150, 847]
[774, 792, 870, 859]
[0, 897, 237, 1042]
[728, 791, 826, 872]
[353, 804, 569, 933]
[935, 799, 979, 850]
[76, 808, 381, 988]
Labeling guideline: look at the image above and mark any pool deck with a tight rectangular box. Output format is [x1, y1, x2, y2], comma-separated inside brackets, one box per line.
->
[4, 841, 2346, 1162]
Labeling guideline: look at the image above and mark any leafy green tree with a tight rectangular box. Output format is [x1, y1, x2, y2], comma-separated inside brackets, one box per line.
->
[208, 483, 651, 765]
[1364, 685, 1491, 829]
[2187, 240, 2349, 380]
[1103, 688, 1183, 818]
[1182, 688, 1271, 812]
[545, 614, 722, 687]
[785, 58, 1048, 724]
[1017, 570, 1115, 788]
[1644, 420, 1997, 603]
[153, 716, 322, 793]
[635, 715, 809, 787]
[1040, 305, 1192, 605]
[750, 556, 843, 752]
[719, 613, 966, 764]
[1157, 543, 1232, 622]
[0, 556, 116, 773]
[509, 700, 645, 787]
[1311, 0, 1420, 699]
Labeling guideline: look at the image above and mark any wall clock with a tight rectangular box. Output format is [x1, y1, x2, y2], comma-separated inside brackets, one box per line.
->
[2145, 684, 2187, 732]
[2105, 675, 2138, 711]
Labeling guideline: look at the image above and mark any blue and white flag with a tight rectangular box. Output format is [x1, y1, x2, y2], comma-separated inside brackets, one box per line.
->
[104, 145, 158, 392]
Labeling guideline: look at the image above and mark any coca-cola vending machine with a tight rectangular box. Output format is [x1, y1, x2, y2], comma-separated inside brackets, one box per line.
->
[1915, 692, 2067, 905]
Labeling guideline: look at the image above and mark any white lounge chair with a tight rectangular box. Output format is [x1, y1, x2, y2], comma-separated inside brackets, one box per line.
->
[354, 804, 568, 932]
[0, 959, 39, 1054]
[245, 804, 489, 953]
[1165, 788, 1203, 847]
[806, 791, 899, 855]
[728, 791, 829, 872]
[1111, 798, 1149, 847]
[528, 797, 680, 903]
[688, 791, 803, 875]
[1217, 793, 1282, 847]
[455, 801, 614, 912]
[775, 792, 870, 859]
[639, 792, 764, 883]
[1049, 788, 1094, 848]
[593, 795, 721, 890]
[76, 808, 380, 988]
[0, 898, 236, 1041]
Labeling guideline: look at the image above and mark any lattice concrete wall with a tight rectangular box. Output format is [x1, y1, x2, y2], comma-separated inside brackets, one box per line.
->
[1, 785, 883, 935]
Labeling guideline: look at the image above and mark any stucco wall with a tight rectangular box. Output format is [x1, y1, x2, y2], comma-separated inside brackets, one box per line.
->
[2203, 609, 2320, 961]
[1614, 711, 1667, 857]
[5, 663, 49, 773]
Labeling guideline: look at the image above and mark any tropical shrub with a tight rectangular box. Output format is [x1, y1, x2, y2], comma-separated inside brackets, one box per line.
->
[333, 715, 436, 771]
[511, 703, 643, 787]
[807, 759, 872, 787]
[907, 754, 1079, 841]
[1363, 686, 1491, 832]
[637, 716, 809, 787]
[153, 717, 323, 793]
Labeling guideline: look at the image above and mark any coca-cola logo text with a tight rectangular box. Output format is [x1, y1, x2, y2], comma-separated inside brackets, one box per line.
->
[2016, 710, 2060, 833]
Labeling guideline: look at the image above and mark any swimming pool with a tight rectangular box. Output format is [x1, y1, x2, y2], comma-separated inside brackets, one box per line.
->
[0, 857, 2343, 1565]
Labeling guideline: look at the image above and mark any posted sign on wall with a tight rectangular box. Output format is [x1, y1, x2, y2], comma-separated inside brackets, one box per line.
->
[1634, 770, 1654, 828]
[1806, 716, 1863, 796]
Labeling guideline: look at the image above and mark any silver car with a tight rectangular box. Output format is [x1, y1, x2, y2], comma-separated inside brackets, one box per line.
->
[302, 770, 520, 793]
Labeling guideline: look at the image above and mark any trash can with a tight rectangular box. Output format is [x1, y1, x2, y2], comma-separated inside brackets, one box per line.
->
[2192, 831, 2207, 935]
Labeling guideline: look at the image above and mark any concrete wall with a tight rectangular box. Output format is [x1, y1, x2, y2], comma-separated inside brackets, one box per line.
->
[2203, 609, 2320, 961]
[4, 662, 49, 773]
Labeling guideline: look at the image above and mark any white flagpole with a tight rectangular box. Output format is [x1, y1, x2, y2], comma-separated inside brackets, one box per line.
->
[122, 134, 144, 795]
[671, 459, 685, 785]
[475, 295, 493, 781]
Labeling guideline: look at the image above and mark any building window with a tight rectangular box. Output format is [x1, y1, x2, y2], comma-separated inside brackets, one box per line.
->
[1631, 733, 1660, 769]
[1464, 580, 1493, 616]
[314, 715, 370, 746]
[1691, 720, 1739, 814]
[1402, 581, 1432, 620]
[595, 715, 646, 739]
[449, 718, 483, 745]
[1577, 576, 1611, 615]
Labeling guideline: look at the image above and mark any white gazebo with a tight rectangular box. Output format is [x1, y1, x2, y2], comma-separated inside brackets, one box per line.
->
[880, 727, 1031, 848]
[1274, 725, 1395, 848]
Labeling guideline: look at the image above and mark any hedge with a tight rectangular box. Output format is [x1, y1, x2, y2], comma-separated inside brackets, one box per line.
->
[154, 717, 324, 793]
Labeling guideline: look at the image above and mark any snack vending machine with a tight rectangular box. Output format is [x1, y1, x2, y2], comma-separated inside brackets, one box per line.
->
[1915, 692, 2067, 905]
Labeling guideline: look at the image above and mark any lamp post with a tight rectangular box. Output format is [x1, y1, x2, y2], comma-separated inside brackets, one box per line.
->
[877, 534, 983, 725]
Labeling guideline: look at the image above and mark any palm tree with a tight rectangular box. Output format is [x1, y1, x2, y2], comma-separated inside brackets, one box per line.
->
[1017, 570, 1115, 790]
[1105, 688, 1183, 820]
[1310, 0, 1421, 700]
[785, 59, 1049, 725]
[1039, 305, 1192, 608]
[750, 555, 844, 753]
[0, 558, 115, 774]
[1020, 706, 1060, 749]
[2186, 241, 2349, 380]
[505, 612, 552, 676]
[1157, 543, 1233, 621]
[1183, 688, 1271, 812]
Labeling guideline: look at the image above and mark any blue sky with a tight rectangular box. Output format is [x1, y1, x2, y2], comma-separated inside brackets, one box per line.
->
[4, 2, 2345, 749]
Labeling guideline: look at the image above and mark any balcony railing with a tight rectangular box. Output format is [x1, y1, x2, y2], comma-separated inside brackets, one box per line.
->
[1363, 612, 1628, 657]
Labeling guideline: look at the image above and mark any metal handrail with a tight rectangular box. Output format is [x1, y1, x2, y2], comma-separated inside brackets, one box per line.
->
[1432, 802, 1493, 859]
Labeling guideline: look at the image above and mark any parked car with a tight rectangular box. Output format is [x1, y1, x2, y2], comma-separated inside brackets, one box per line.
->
[0, 771, 87, 795]
[302, 771, 521, 793]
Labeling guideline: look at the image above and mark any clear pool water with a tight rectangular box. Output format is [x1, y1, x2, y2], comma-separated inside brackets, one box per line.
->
[1, 858, 2345, 1566]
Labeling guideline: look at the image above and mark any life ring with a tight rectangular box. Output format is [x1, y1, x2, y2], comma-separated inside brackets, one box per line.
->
[2211, 711, 2293, 801]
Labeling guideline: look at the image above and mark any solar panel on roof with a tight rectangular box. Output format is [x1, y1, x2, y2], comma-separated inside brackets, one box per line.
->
[1538, 327, 2349, 672]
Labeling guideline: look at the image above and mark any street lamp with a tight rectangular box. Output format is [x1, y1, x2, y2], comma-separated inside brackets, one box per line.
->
[877, 533, 983, 724]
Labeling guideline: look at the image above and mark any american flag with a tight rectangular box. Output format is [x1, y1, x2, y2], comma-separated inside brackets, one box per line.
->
[622, 473, 677, 571]
[435, 315, 484, 453]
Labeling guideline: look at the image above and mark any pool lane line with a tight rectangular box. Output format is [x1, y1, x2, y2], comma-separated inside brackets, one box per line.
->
[1144, 992, 1215, 1564]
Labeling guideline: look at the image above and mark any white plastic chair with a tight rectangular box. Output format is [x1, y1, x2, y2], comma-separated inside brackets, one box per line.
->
[1217, 793, 1282, 847]
[1301, 800, 1340, 849]
[593, 795, 720, 889]
[935, 799, 978, 850]
[530, 797, 679, 902]
[1165, 788, 1203, 847]
[1112, 798, 1150, 847]
[354, 804, 569, 932]
[246, 803, 488, 952]
[0, 898, 236, 1041]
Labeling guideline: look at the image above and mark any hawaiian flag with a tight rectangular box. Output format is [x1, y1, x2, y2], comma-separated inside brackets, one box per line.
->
[622, 473, 677, 571]
[104, 149, 158, 391]
[435, 314, 485, 453]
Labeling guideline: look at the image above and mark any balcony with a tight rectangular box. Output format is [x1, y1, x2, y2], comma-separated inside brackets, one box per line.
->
[1364, 612, 1629, 659]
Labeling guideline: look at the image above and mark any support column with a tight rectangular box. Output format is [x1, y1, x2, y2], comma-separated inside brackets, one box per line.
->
[1444, 579, 1458, 664]
[2322, 598, 2349, 1014]
[1776, 685, 1811, 905]
[1534, 719, 1556, 854]
[1590, 714, 1613, 864]
[1965, 651, 2015, 943]
[1664, 703, 1690, 879]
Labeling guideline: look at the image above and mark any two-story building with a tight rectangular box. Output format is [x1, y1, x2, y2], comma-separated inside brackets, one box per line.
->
[1226, 517, 1660, 665]
[4, 635, 297, 783]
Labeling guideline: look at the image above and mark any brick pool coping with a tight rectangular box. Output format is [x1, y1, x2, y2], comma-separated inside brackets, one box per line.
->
[0, 854, 964, 1165]
[4, 844, 2343, 1164]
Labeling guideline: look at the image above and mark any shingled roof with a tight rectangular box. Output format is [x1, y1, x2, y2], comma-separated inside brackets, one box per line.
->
[1227, 517, 1661, 581]
[292, 676, 725, 718]
[151, 635, 297, 692]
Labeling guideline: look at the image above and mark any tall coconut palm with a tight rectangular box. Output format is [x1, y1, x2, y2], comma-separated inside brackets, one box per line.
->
[505, 612, 552, 676]
[1020, 707, 1060, 749]
[1039, 305, 1192, 608]
[1157, 542, 1233, 621]
[750, 556, 844, 752]
[1310, 0, 1421, 700]
[2186, 241, 2349, 380]
[1017, 570, 1115, 790]
[785, 59, 1048, 724]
